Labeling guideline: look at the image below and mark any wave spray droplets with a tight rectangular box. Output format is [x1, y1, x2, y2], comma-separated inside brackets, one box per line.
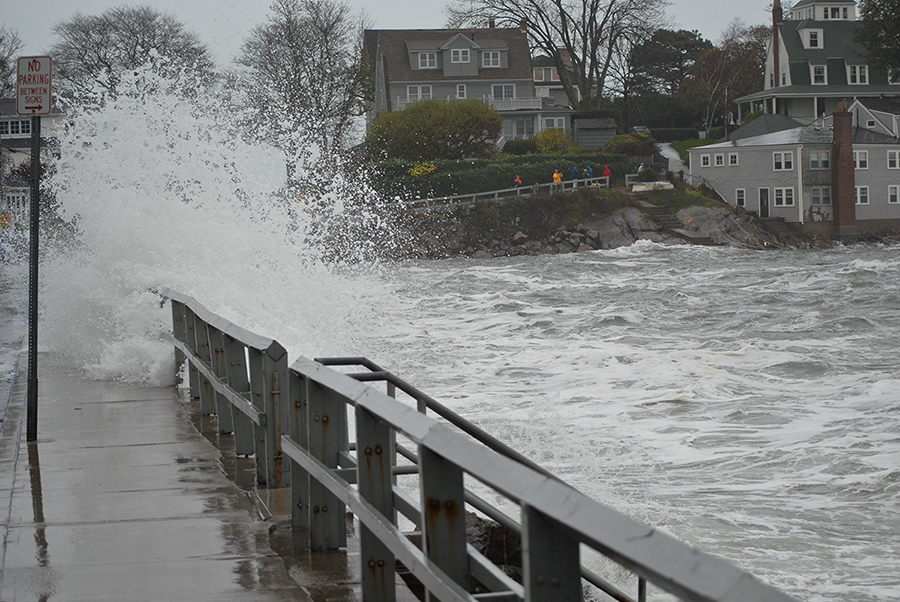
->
[41, 65, 394, 383]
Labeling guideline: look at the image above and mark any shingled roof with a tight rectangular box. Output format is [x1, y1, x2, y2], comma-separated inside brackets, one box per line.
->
[367, 28, 534, 83]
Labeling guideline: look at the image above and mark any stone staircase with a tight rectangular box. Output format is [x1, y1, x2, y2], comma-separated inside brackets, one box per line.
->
[639, 202, 719, 246]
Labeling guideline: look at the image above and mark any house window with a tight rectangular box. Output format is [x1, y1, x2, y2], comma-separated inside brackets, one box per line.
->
[890, 185, 900, 204]
[456, 84, 466, 99]
[889, 151, 899, 168]
[866, 120, 877, 128]
[781, 67, 787, 85]
[854, 150, 868, 169]
[823, 7, 828, 18]
[407, 85, 432, 102]
[729, 153, 739, 166]
[811, 186, 832, 205]
[809, 31, 819, 48]
[810, 151, 830, 169]
[419, 52, 437, 69]
[0, 119, 30, 136]
[855, 186, 869, 205]
[736, 189, 746, 206]
[451, 49, 470, 64]
[770, 71, 775, 87]
[515, 117, 534, 137]
[844, 7, 848, 18]
[774, 188, 795, 206]
[831, 7, 840, 18]
[492, 84, 515, 99]
[535, 67, 554, 81]
[701, 154, 711, 167]
[544, 117, 565, 130]
[812, 65, 826, 84]
[482, 51, 500, 67]
[774, 151, 793, 171]
[848, 65, 868, 84]
[715, 154, 725, 166]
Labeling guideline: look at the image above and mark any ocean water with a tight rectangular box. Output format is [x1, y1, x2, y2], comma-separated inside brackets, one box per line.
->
[25, 72, 900, 601]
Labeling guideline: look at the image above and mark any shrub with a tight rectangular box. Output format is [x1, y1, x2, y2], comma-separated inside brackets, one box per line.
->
[535, 129, 582, 154]
[503, 139, 538, 155]
[602, 132, 658, 156]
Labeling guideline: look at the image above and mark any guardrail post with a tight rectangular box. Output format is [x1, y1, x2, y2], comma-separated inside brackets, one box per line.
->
[419, 447, 468, 602]
[254, 343, 289, 488]
[306, 381, 348, 550]
[289, 370, 310, 531]
[357, 405, 396, 602]
[223, 334, 253, 455]
[522, 504, 581, 602]
[207, 325, 234, 434]
[184, 308, 200, 399]
[248, 348, 274, 486]
[170, 299, 186, 383]
[194, 318, 215, 415]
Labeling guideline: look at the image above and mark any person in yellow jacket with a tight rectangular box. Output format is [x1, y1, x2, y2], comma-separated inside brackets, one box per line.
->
[552, 169, 562, 192]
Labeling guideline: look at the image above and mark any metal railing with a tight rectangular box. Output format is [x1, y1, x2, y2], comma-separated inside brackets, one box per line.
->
[406, 176, 610, 211]
[162, 289, 800, 602]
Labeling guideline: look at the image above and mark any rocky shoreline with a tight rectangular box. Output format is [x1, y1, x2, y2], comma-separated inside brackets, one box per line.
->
[400, 202, 852, 260]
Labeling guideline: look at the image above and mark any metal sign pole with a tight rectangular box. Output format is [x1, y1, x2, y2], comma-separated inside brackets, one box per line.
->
[27, 115, 41, 442]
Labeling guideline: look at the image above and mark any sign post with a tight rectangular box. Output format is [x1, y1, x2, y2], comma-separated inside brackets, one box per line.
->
[17, 56, 52, 442]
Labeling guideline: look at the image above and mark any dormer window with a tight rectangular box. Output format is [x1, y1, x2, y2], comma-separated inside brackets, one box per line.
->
[848, 65, 868, 84]
[812, 65, 827, 84]
[451, 49, 469, 64]
[419, 52, 437, 69]
[482, 51, 500, 68]
[809, 31, 819, 48]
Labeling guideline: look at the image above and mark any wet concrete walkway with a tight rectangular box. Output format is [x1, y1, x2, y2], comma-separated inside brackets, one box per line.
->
[0, 353, 320, 602]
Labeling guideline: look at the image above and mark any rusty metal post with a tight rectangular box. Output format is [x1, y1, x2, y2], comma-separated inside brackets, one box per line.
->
[223, 335, 254, 457]
[306, 380, 347, 549]
[419, 447, 468, 602]
[522, 504, 581, 602]
[357, 405, 396, 602]
[207, 325, 234, 434]
[289, 370, 310, 531]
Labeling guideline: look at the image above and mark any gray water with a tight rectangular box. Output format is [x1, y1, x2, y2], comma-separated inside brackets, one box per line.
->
[359, 243, 900, 601]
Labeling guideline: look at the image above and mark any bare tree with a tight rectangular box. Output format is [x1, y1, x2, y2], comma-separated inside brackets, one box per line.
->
[48, 5, 214, 95]
[1, 26, 24, 98]
[445, 0, 668, 110]
[235, 0, 372, 181]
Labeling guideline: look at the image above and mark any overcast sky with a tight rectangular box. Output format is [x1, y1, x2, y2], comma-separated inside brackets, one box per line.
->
[4, 0, 773, 65]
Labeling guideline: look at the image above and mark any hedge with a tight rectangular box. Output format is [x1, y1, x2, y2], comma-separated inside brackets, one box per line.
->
[365, 153, 632, 200]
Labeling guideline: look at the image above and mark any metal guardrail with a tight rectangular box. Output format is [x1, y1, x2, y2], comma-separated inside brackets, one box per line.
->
[406, 176, 609, 211]
[161, 289, 800, 602]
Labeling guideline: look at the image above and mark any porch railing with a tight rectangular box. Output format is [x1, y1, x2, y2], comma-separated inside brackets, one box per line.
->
[162, 288, 799, 602]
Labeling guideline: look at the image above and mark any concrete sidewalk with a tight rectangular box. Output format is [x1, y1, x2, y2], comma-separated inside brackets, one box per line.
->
[0, 353, 327, 602]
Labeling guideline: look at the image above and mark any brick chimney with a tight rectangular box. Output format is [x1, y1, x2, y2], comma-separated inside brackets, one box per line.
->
[831, 105, 857, 235]
[773, 0, 783, 89]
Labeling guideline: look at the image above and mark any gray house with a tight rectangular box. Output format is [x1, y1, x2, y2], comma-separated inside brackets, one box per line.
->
[736, 0, 900, 124]
[690, 111, 900, 232]
[364, 28, 573, 145]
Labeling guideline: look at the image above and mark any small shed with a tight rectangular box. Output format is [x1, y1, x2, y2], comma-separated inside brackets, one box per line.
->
[573, 117, 617, 151]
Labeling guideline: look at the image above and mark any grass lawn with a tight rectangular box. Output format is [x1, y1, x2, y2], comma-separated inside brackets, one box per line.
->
[670, 138, 719, 162]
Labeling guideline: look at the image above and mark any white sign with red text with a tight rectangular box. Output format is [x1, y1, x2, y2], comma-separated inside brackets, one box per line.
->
[17, 56, 52, 116]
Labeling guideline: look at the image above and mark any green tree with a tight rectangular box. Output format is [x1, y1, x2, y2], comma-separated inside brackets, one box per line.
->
[365, 99, 502, 161]
[855, 0, 900, 80]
